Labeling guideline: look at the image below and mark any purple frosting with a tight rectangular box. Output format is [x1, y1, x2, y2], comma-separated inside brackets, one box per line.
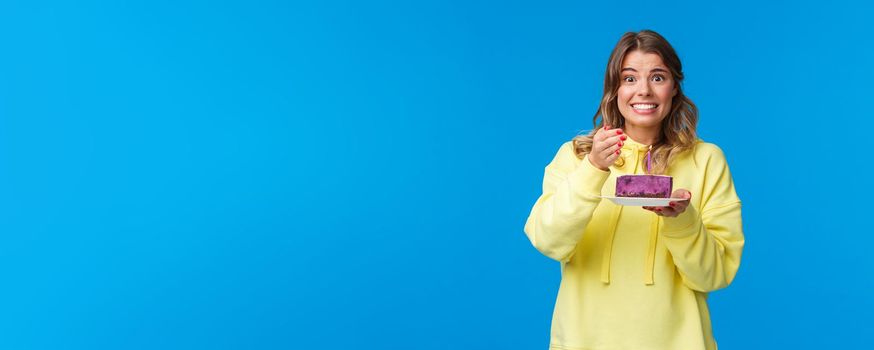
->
[615, 175, 673, 198]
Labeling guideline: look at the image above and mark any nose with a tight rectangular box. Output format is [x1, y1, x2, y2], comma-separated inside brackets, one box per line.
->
[637, 81, 653, 96]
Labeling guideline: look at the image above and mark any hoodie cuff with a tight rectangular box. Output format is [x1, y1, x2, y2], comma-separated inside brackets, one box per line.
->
[660, 205, 702, 238]
[566, 154, 611, 198]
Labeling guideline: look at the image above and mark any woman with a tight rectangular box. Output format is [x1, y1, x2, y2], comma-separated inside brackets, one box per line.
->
[523, 30, 744, 350]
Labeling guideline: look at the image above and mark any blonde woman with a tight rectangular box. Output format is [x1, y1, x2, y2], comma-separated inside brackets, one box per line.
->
[524, 30, 744, 350]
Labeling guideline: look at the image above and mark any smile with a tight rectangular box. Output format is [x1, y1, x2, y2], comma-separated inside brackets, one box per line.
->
[631, 104, 658, 110]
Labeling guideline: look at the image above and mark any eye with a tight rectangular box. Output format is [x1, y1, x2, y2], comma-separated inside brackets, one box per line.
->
[652, 75, 666, 82]
[623, 76, 636, 83]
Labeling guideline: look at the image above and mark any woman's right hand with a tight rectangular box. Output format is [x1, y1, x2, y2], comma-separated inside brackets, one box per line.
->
[586, 125, 627, 171]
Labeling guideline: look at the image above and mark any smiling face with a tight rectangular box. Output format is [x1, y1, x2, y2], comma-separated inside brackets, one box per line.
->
[616, 50, 677, 131]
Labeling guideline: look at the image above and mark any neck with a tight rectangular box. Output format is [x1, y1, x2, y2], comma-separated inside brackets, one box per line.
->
[623, 124, 660, 145]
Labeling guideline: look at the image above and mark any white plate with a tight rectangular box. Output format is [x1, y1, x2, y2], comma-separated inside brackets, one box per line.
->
[598, 196, 689, 206]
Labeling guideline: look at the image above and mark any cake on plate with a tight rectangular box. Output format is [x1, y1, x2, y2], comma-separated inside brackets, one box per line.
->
[615, 175, 672, 198]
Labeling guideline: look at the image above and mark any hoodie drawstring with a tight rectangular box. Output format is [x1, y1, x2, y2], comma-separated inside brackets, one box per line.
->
[644, 215, 659, 285]
[600, 204, 623, 284]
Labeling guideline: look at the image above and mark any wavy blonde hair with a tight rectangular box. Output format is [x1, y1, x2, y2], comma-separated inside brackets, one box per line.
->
[573, 30, 698, 174]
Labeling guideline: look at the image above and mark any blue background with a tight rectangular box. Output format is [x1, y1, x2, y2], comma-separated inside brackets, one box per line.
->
[1, 0, 871, 348]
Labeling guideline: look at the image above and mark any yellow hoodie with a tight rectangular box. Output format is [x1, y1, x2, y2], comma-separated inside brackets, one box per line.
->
[524, 136, 744, 350]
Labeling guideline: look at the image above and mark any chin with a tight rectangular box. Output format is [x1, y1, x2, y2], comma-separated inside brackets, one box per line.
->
[621, 114, 666, 128]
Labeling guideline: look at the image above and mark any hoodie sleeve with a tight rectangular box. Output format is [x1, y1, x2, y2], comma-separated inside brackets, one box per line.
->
[659, 145, 744, 292]
[523, 141, 611, 262]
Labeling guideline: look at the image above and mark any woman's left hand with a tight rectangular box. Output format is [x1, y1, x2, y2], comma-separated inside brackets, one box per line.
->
[643, 189, 692, 217]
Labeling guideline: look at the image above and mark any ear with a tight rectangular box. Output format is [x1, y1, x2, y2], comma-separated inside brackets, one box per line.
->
[672, 85, 678, 98]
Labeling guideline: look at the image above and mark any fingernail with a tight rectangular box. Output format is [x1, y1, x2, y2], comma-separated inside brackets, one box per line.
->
[615, 150, 620, 155]
[616, 130, 623, 135]
[620, 135, 627, 140]
[618, 142, 623, 147]
[669, 203, 675, 207]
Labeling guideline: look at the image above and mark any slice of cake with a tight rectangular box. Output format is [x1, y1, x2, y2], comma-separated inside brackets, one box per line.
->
[615, 175, 673, 198]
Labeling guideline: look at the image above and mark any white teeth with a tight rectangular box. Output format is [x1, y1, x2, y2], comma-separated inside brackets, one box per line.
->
[632, 104, 657, 109]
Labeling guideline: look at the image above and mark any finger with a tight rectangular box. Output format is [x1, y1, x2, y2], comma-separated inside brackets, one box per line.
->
[603, 133, 626, 146]
[605, 148, 621, 163]
[594, 125, 610, 141]
[594, 147, 620, 168]
[668, 202, 688, 211]
[598, 127, 624, 142]
[599, 141, 622, 158]
[666, 198, 690, 215]
[668, 195, 689, 207]
[598, 133, 624, 152]
[656, 206, 676, 216]
[669, 189, 689, 206]
[593, 126, 619, 142]
[643, 206, 663, 213]
[671, 189, 692, 200]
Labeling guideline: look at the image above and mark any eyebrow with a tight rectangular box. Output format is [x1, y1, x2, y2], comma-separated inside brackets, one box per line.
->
[621, 67, 670, 74]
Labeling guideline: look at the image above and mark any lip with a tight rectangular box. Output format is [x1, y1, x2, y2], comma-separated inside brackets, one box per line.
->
[630, 103, 659, 115]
